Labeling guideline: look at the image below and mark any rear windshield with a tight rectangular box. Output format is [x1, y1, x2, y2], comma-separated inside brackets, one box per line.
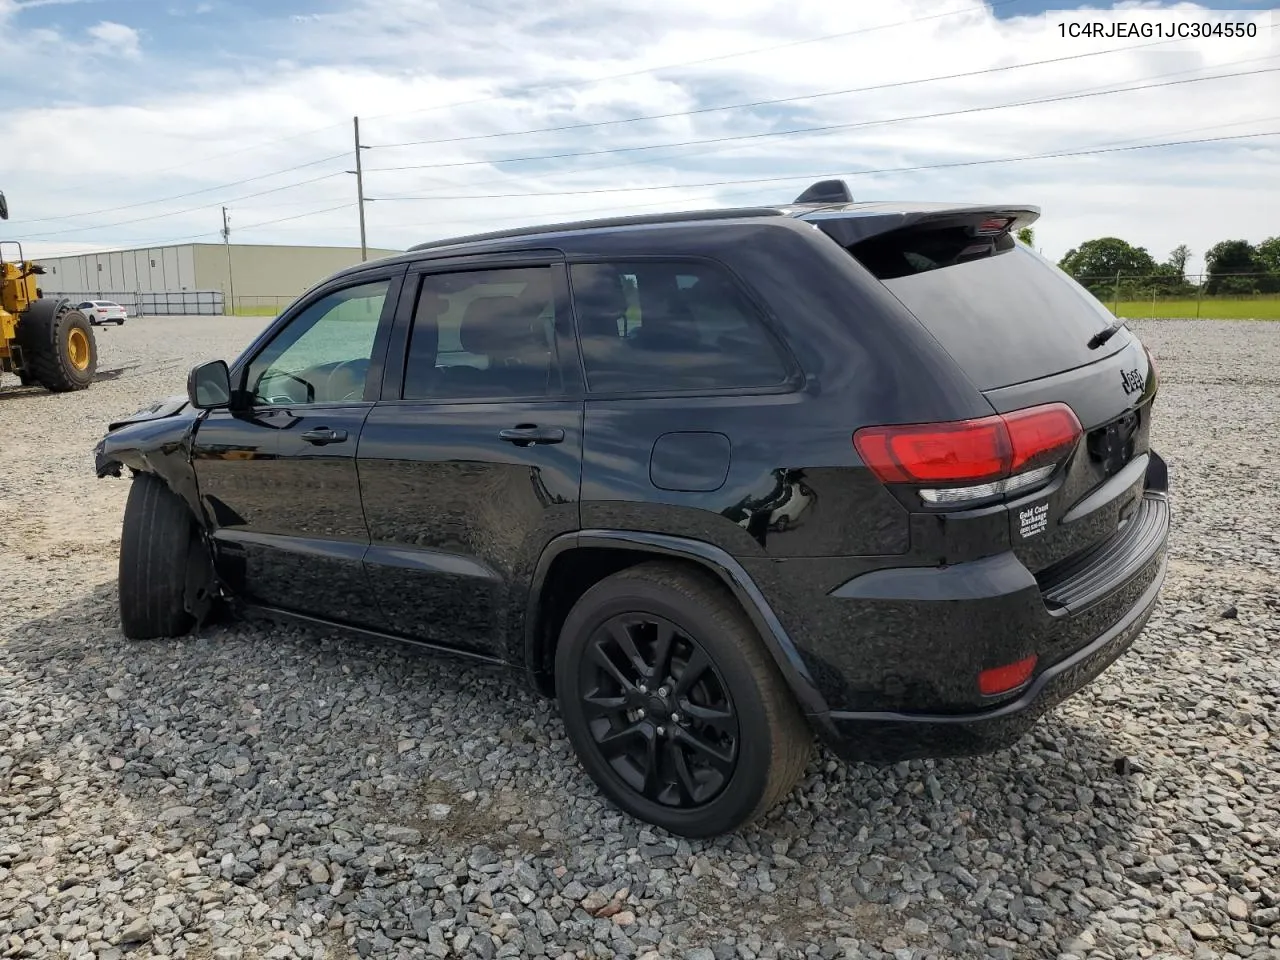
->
[848, 227, 1129, 391]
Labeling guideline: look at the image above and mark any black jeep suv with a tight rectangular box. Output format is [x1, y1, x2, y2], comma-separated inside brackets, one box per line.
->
[94, 181, 1170, 837]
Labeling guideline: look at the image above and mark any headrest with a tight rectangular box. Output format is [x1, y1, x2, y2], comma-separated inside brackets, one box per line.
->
[573, 273, 629, 338]
[458, 295, 541, 357]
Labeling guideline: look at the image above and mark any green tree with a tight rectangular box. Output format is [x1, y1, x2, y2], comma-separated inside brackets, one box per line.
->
[1058, 237, 1159, 299]
[1204, 239, 1260, 294]
[1249, 236, 1280, 285]
[1059, 238, 1158, 279]
[1166, 244, 1192, 278]
[1016, 227, 1035, 247]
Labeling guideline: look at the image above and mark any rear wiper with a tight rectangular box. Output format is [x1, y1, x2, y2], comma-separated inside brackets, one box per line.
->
[1087, 318, 1128, 349]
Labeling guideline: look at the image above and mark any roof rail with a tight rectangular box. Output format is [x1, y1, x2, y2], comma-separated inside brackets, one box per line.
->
[793, 179, 854, 204]
[407, 206, 788, 252]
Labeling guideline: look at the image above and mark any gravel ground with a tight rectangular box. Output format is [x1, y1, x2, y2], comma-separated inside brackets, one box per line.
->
[1, 316, 1278, 960]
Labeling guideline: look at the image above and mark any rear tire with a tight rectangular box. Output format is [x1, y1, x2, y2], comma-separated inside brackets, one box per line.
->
[554, 561, 812, 837]
[16, 300, 97, 391]
[118, 473, 199, 640]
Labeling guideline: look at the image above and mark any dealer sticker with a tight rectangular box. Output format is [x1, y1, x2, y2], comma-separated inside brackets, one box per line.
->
[1018, 502, 1050, 539]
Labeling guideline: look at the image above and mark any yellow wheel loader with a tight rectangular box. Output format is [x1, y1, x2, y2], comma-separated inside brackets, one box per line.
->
[0, 191, 98, 391]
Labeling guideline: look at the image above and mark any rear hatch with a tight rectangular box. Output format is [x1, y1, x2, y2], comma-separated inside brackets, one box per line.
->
[808, 205, 1159, 581]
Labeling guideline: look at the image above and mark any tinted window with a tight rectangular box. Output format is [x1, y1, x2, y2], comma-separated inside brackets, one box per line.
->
[245, 279, 389, 405]
[570, 261, 787, 393]
[403, 266, 560, 400]
[848, 231, 1130, 390]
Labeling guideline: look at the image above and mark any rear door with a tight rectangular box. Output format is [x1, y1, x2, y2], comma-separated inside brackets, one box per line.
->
[828, 213, 1158, 576]
[357, 253, 584, 659]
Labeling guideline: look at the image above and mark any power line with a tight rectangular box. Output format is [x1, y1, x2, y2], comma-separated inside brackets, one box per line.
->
[353, 53, 1279, 210]
[362, 65, 1280, 176]
[62, 203, 364, 250]
[19, 152, 351, 226]
[21, 172, 351, 240]
[362, 0, 1024, 122]
[368, 114, 1280, 238]
[367, 130, 1280, 202]
[369, 33, 1273, 150]
[36, 121, 351, 201]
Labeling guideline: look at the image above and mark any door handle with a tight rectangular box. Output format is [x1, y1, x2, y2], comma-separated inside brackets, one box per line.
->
[300, 427, 348, 445]
[498, 425, 565, 446]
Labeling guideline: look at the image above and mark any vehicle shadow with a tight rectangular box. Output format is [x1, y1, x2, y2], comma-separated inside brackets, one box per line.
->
[1, 584, 1171, 958]
[0, 366, 133, 399]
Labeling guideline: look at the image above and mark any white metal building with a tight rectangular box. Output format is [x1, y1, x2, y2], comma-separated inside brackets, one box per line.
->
[40, 242, 404, 312]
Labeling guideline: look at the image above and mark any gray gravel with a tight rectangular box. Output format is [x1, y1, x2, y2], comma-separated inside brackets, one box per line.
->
[1, 316, 1278, 960]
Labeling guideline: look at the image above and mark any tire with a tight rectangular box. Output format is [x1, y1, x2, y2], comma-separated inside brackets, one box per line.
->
[554, 561, 812, 837]
[16, 300, 97, 391]
[118, 473, 199, 640]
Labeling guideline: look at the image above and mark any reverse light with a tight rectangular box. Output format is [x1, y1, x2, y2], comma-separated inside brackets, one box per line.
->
[978, 655, 1038, 696]
[853, 403, 1082, 506]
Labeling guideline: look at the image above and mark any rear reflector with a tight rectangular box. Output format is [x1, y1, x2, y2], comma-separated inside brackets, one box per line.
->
[978, 654, 1037, 696]
[854, 403, 1082, 494]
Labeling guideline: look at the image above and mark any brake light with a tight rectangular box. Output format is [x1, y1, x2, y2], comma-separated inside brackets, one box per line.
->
[975, 217, 1014, 235]
[853, 403, 1082, 506]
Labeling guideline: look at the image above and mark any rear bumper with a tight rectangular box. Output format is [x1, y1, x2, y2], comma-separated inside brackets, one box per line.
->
[820, 546, 1166, 761]
[793, 453, 1171, 762]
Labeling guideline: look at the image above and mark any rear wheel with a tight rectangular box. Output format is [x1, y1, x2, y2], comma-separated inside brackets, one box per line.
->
[16, 300, 97, 391]
[118, 473, 205, 639]
[554, 562, 812, 837]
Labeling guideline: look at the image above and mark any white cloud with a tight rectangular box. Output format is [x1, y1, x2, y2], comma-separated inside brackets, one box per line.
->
[1, 0, 1276, 277]
[85, 20, 141, 58]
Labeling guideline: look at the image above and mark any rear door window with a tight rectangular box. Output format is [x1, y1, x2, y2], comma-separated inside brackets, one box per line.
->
[402, 266, 565, 400]
[570, 260, 789, 393]
[845, 228, 1130, 391]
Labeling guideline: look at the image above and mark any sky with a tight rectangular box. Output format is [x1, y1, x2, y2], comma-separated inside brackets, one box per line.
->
[1, 0, 1277, 278]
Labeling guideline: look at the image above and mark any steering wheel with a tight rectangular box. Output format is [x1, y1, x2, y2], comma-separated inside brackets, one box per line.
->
[325, 358, 369, 402]
[257, 370, 314, 404]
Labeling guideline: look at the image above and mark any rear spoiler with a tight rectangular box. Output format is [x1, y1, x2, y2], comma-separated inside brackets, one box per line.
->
[784, 180, 1039, 247]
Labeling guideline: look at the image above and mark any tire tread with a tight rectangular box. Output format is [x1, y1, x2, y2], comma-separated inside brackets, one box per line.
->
[118, 473, 195, 639]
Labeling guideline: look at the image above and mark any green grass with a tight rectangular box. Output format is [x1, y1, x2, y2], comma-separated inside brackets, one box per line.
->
[229, 305, 283, 317]
[1111, 298, 1280, 320]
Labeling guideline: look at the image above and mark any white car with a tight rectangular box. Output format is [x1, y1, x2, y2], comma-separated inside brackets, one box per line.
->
[78, 300, 128, 325]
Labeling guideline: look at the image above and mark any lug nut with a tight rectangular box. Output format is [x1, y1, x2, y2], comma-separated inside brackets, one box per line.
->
[656, 726, 666, 737]
[638, 684, 648, 694]
[670, 712, 680, 723]
[637, 708, 645, 718]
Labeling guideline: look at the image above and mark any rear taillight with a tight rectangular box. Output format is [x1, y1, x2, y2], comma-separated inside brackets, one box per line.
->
[853, 403, 1082, 507]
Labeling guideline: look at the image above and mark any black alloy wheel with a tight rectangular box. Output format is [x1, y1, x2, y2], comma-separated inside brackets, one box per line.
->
[555, 562, 812, 837]
[579, 613, 740, 808]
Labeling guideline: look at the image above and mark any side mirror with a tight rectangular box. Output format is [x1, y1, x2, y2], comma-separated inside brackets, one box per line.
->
[0, 192, 8, 220]
[188, 360, 232, 409]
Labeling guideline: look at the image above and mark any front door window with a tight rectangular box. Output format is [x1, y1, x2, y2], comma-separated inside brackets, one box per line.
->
[245, 279, 390, 405]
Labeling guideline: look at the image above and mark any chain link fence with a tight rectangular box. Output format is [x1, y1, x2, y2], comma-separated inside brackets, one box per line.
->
[1071, 272, 1280, 319]
[46, 290, 226, 317]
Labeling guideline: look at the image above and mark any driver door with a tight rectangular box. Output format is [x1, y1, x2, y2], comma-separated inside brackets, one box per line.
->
[190, 267, 405, 626]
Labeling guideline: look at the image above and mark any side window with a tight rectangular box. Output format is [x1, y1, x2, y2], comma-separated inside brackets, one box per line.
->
[245, 278, 389, 405]
[402, 266, 560, 400]
[570, 261, 789, 393]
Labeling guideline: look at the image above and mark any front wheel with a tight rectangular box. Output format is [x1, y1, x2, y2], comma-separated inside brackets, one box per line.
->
[555, 562, 812, 837]
[118, 473, 208, 639]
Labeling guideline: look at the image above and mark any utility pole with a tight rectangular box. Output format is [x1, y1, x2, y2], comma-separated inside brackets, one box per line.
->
[353, 116, 368, 262]
[221, 206, 235, 316]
